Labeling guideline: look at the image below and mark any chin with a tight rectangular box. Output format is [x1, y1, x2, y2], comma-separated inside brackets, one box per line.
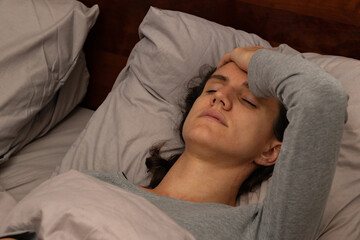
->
[184, 125, 220, 147]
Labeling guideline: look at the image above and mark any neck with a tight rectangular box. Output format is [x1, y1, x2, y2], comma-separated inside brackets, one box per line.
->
[147, 150, 256, 207]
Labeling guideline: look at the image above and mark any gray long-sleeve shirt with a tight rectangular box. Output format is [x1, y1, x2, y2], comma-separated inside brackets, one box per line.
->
[89, 49, 348, 240]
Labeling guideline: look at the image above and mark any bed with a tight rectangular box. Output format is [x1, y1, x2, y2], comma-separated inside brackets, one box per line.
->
[0, 0, 359, 239]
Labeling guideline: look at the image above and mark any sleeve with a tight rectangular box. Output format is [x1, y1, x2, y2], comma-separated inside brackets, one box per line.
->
[247, 49, 348, 240]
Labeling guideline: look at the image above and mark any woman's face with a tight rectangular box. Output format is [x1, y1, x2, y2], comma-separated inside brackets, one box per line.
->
[182, 62, 280, 167]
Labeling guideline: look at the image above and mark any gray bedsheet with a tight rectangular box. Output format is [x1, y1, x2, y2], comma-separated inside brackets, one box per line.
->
[0, 107, 94, 202]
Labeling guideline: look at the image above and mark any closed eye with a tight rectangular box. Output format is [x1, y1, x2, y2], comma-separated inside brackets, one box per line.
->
[242, 98, 257, 108]
[207, 90, 217, 93]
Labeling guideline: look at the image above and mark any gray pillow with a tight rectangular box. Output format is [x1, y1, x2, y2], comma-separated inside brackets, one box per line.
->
[57, 7, 360, 239]
[57, 6, 272, 183]
[0, 0, 99, 163]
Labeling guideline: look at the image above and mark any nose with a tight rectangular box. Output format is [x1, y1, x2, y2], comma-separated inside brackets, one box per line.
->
[210, 89, 232, 111]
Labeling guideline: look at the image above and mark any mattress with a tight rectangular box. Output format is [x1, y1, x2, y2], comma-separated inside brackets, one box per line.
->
[0, 107, 94, 202]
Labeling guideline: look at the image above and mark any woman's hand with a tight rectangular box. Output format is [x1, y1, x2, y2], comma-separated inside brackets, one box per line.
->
[217, 46, 264, 72]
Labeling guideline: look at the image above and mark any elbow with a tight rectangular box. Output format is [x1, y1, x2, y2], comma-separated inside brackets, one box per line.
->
[326, 77, 348, 110]
[310, 75, 349, 123]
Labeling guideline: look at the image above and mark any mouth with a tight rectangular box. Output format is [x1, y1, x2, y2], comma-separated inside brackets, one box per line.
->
[200, 109, 228, 127]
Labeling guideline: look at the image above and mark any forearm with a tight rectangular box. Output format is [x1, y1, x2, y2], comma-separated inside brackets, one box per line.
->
[248, 49, 348, 239]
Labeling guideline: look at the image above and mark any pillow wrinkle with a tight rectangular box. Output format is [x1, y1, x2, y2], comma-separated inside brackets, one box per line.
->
[33, 2, 89, 83]
[130, 49, 169, 104]
[33, 0, 73, 86]
[131, 64, 168, 104]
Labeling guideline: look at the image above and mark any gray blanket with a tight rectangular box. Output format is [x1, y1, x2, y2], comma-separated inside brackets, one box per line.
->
[0, 170, 195, 240]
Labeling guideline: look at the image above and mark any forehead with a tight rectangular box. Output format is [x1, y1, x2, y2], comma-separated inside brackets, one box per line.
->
[206, 63, 248, 91]
[211, 62, 248, 83]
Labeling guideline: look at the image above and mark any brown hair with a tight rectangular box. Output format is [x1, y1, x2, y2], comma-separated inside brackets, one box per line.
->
[145, 65, 288, 195]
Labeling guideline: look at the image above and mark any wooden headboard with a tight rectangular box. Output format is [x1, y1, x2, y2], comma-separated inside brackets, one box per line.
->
[79, 0, 360, 110]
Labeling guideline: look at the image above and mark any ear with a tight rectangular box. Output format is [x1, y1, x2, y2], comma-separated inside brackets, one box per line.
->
[254, 139, 282, 167]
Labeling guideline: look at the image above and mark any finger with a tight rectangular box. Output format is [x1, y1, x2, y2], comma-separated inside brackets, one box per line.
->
[217, 51, 232, 68]
[217, 46, 264, 69]
[244, 46, 264, 51]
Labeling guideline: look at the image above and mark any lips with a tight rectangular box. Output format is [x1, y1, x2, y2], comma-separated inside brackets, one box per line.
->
[200, 109, 228, 127]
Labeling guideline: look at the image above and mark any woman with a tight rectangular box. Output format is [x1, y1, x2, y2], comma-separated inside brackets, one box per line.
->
[1, 47, 348, 240]
[90, 46, 348, 239]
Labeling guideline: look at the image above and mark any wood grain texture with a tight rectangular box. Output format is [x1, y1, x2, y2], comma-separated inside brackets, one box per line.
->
[79, 0, 360, 109]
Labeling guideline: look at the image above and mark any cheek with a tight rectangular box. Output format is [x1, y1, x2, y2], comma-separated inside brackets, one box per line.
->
[182, 115, 191, 141]
[252, 117, 275, 144]
[182, 103, 200, 141]
[233, 114, 273, 146]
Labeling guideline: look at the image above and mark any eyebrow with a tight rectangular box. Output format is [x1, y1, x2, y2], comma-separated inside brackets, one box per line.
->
[210, 74, 249, 88]
[211, 74, 228, 82]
